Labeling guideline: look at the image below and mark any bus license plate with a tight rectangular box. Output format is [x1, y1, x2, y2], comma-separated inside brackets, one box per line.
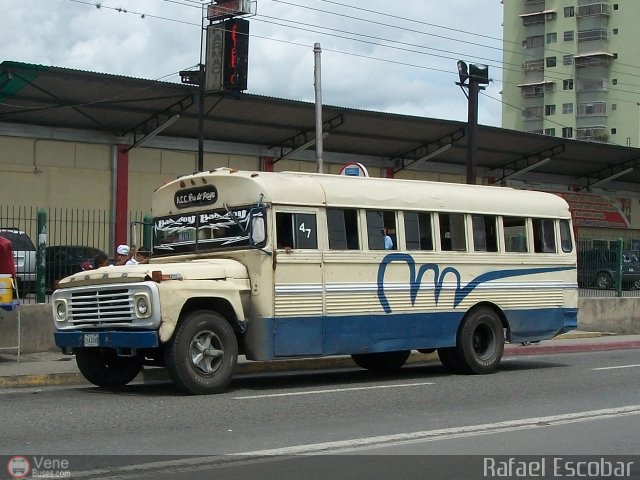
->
[83, 333, 99, 347]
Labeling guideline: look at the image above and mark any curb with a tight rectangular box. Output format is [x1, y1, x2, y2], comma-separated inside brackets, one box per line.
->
[503, 339, 640, 356]
[0, 338, 637, 389]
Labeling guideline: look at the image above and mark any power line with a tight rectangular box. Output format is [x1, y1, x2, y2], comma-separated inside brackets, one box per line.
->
[56, 0, 640, 110]
[270, 0, 640, 84]
[67, 0, 201, 26]
[252, 15, 640, 100]
[111, 0, 640, 92]
[269, 0, 508, 56]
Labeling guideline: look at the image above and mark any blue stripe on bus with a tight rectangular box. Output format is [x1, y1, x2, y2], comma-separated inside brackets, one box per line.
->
[254, 307, 579, 359]
[377, 253, 576, 313]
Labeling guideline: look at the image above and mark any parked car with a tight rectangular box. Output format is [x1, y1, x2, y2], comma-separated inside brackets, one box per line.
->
[577, 249, 640, 290]
[0, 228, 36, 293]
[46, 245, 108, 290]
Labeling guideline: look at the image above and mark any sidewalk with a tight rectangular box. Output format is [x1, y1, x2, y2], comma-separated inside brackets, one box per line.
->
[1, 331, 639, 389]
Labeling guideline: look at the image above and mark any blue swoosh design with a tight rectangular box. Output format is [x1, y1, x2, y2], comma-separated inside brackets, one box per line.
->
[377, 253, 575, 313]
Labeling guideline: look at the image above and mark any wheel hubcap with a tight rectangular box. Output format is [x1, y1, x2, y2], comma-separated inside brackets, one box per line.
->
[190, 330, 224, 375]
[472, 323, 496, 360]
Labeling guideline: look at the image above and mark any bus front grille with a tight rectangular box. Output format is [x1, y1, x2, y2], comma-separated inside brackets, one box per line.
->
[68, 288, 135, 324]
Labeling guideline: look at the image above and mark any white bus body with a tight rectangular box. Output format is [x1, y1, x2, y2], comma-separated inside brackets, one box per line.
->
[52, 168, 578, 394]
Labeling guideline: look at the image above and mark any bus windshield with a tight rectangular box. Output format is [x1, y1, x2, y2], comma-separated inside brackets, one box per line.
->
[153, 206, 266, 255]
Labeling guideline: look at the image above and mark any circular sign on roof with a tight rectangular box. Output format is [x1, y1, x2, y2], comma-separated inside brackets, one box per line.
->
[339, 162, 369, 177]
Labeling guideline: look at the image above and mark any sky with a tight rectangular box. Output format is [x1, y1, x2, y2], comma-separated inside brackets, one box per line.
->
[0, 0, 506, 127]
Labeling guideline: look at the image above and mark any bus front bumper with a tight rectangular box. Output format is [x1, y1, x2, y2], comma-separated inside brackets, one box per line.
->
[54, 330, 159, 352]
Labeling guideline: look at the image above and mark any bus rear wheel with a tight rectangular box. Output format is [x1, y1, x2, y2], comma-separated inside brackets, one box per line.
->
[165, 310, 238, 395]
[75, 349, 143, 388]
[351, 350, 411, 371]
[449, 307, 504, 375]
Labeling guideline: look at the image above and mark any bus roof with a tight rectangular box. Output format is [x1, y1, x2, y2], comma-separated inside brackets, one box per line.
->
[153, 168, 571, 219]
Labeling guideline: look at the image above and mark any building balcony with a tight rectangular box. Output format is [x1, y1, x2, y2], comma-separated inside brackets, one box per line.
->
[574, 52, 614, 68]
[518, 81, 555, 97]
[578, 28, 608, 42]
[576, 78, 608, 92]
[520, 9, 557, 25]
[522, 107, 543, 121]
[576, 126, 608, 143]
[522, 59, 545, 72]
[577, 3, 610, 17]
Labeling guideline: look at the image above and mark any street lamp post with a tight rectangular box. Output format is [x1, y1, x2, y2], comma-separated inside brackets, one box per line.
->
[456, 61, 489, 185]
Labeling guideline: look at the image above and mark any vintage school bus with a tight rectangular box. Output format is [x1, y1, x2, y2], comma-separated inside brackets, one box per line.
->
[52, 168, 578, 394]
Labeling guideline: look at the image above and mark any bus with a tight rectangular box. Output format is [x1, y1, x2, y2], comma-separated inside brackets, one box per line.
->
[52, 168, 578, 394]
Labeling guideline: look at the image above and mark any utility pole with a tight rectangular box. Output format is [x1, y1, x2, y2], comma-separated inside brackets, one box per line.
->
[314, 43, 324, 174]
[198, 62, 205, 172]
[456, 61, 489, 185]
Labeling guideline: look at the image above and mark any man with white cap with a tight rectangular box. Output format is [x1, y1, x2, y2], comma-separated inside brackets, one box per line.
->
[115, 244, 131, 266]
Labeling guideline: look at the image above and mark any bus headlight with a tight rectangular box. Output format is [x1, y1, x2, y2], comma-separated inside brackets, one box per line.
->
[134, 293, 152, 318]
[54, 300, 68, 322]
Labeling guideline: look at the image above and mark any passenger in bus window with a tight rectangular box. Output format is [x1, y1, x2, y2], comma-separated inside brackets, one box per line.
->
[383, 227, 394, 250]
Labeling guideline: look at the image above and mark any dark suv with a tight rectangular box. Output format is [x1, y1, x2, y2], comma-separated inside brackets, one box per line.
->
[577, 249, 640, 290]
[46, 245, 107, 290]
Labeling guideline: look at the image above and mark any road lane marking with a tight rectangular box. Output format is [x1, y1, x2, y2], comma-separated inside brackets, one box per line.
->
[234, 405, 640, 456]
[593, 364, 640, 371]
[233, 381, 435, 399]
[68, 405, 640, 479]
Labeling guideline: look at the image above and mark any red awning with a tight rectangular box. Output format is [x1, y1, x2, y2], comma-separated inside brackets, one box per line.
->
[0, 236, 16, 278]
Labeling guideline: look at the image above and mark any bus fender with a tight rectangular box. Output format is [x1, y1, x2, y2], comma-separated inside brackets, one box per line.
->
[156, 280, 249, 343]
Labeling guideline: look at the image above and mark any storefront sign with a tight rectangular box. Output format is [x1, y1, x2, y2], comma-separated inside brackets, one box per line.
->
[556, 192, 631, 228]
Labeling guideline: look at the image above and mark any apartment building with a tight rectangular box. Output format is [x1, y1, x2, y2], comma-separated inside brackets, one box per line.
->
[502, 0, 640, 146]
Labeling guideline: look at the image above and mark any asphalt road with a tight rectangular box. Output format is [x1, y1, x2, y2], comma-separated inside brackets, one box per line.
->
[1, 348, 639, 479]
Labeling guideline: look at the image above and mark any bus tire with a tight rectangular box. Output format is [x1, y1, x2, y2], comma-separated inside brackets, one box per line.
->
[75, 349, 143, 388]
[437, 347, 463, 374]
[165, 310, 238, 395]
[453, 307, 504, 375]
[351, 350, 411, 371]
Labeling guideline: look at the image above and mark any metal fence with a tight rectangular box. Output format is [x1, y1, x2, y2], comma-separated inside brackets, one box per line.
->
[3, 206, 640, 302]
[576, 226, 640, 298]
[1, 205, 148, 303]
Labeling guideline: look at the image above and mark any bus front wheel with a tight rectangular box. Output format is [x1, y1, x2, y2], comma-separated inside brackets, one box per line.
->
[450, 307, 504, 375]
[165, 310, 238, 395]
[75, 349, 143, 388]
[351, 350, 411, 371]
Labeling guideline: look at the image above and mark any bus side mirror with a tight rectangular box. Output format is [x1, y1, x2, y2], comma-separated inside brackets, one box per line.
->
[250, 217, 265, 245]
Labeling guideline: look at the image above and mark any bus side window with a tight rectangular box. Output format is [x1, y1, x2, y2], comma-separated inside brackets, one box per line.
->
[404, 211, 433, 250]
[276, 212, 318, 249]
[328, 208, 359, 250]
[560, 220, 573, 253]
[276, 213, 294, 249]
[366, 210, 396, 250]
[532, 218, 556, 253]
[472, 214, 498, 252]
[439, 213, 466, 251]
[503, 216, 528, 252]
